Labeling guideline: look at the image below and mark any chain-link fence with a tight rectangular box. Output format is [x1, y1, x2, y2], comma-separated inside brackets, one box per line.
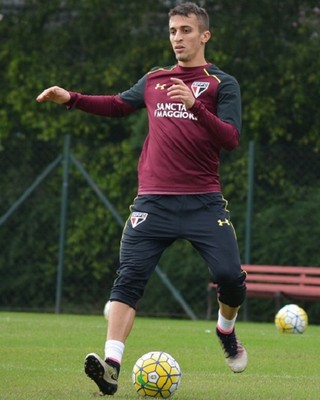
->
[1, 135, 319, 322]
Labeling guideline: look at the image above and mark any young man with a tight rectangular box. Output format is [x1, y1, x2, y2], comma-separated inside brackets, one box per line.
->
[37, 2, 247, 396]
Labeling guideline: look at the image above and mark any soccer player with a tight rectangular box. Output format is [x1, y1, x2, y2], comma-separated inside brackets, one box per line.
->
[37, 2, 247, 396]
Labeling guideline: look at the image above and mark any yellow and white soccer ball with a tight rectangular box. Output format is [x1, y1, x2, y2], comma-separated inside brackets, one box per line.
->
[275, 304, 308, 334]
[132, 351, 182, 398]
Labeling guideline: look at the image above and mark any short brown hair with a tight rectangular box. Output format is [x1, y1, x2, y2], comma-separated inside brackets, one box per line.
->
[168, 2, 210, 32]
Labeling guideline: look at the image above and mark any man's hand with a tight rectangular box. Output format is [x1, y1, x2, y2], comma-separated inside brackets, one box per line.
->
[167, 78, 195, 109]
[36, 86, 71, 104]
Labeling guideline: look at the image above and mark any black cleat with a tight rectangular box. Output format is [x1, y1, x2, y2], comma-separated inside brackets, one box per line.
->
[216, 328, 248, 373]
[84, 353, 119, 396]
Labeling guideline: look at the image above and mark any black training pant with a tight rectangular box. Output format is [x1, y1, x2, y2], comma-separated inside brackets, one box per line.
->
[110, 194, 246, 309]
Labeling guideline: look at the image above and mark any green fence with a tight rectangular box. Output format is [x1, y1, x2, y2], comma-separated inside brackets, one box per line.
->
[1, 136, 320, 322]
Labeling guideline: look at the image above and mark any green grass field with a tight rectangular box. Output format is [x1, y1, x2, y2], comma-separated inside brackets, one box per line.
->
[1, 312, 320, 399]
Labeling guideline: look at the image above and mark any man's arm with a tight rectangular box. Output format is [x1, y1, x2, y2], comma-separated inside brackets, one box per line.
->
[36, 86, 136, 117]
[63, 92, 137, 117]
[190, 100, 239, 151]
[36, 74, 147, 117]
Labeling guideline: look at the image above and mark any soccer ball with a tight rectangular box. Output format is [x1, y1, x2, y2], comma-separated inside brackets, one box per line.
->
[132, 351, 182, 398]
[103, 301, 111, 320]
[274, 304, 308, 334]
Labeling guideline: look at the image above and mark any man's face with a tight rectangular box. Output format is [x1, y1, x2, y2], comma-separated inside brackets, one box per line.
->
[169, 14, 210, 66]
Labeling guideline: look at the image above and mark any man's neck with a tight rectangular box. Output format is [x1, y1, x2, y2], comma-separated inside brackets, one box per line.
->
[178, 60, 208, 68]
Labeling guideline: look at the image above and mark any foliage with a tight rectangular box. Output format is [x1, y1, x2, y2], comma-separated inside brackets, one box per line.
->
[252, 186, 320, 266]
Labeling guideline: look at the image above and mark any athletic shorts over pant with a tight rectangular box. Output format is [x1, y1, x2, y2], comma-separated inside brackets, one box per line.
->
[110, 193, 246, 309]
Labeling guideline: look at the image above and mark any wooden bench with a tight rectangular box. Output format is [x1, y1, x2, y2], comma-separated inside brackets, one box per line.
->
[207, 264, 320, 319]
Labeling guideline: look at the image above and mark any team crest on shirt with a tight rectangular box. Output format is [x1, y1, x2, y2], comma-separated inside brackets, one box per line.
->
[130, 212, 148, 228]
[191, 81, 210, 98]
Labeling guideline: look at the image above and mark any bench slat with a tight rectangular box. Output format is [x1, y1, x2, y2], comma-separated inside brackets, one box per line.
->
[243, 265, 320, 276]
[246, 274, 320, 285]
[246, 282, 320, 299]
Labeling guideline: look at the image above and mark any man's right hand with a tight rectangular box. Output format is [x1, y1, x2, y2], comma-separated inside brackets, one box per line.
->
[36, 86, 71, 104]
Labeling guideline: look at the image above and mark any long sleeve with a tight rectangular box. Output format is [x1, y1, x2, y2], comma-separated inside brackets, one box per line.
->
[189, 99, 240, 151]
[65, 92, 138, 117]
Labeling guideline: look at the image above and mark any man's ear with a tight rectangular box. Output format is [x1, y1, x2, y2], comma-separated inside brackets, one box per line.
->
[201, 30, 211, 44]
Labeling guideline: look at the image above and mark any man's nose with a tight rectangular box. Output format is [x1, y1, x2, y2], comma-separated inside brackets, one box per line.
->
[173, 31, 182, 41]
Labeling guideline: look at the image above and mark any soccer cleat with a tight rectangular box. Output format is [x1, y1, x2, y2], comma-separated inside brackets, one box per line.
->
[84, 353, 119, 396]
[216, 328, 248, 373]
